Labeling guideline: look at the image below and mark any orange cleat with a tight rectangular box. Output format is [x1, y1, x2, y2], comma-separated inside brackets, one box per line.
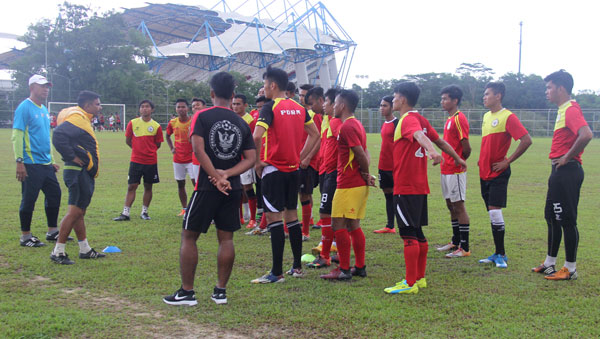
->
[544, 267, 578, 280]
[177, 209, 186, 216]
[373, 227, 396, 234]
[246, 220, 257, 229]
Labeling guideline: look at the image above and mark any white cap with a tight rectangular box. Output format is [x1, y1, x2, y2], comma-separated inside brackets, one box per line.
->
[28, 74, 52, 87]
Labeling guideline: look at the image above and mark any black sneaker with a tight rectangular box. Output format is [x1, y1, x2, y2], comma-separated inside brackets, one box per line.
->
[50, 252, 75, 265]
[20, 235, 46, 247]
[113, 214, 130, 221]
[45, 231, 74, 242]
[140, 212, 151, 220]
[163, 288, 197, 306]
[79, 248, 106, 259]
[337, 268, 353, 281]
[351, 265, 367, 277]
[211, 287, 227, 305]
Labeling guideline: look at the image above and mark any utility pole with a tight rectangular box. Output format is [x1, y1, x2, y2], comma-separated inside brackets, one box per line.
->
[518, 21, 523, 75]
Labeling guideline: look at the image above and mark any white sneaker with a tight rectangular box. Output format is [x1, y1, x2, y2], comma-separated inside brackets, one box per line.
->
[436, 243, 457, 252]
[445, 248, 471, 258]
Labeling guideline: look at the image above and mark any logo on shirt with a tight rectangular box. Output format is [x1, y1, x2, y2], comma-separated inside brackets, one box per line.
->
[491, 119, 499, 127]
[209, 120, 242, 160]
[147, 126, 154, 133]
[556, 113, 561, 122]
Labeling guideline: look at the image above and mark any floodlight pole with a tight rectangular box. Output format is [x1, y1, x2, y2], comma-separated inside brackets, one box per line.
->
[356, 74, 368, 120]
[518, 21, 523, 76]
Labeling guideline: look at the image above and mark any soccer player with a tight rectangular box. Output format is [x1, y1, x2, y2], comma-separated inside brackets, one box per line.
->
[12, 74, 65, 247]
[250, 66, 320, 283]
[384, 82, 466, 294]
[477, 82, 532, 268]
[113, 100, 164, 221]
[436, 85, 472, 258]
[163, 72, 255, 305]
[166, 99, 195, 216]
[50, 90, 105, 264]
[373, 95, 398, 234]
[285, 81, 296, 100]
[532, 70, 592, 280]
[191, 98, 206, 114]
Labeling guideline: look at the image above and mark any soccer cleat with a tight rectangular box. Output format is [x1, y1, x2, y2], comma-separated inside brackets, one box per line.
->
[544, 267, 578, 280]
[436, 243, 457, 252]
[79, 248, 106, 259]
[20, 236, 46, 247]
[320, 267, 352, 281]
[532, 263, 556, 275]
[211, 287, 227, 305]
[251, 272, 285, 284]
[302, 235, 310, 242]
[494, 255, 508, 268]
[140, 213, 151, 220]
[478, 253, 498, 264]
[306, 256, 331, 268]
[331, 254, 340, 264]
[246, 220, 257, 229]
[50, 252, 75, 265]
[416, 278, 427, 289]
[373, 227, 396, 234]
[351, 265, 367, 277]
[177, 209, 186, 216]
[286, 267, 305, 278]
[384, 280, 419, 294]
[45, 231, 74, 242]
[445, 248, 471, 258]
[112, 214, 130, 221]
[311, 243, 322, 256]
[163, 288, 197, 306]
[245, 226, 263, 235]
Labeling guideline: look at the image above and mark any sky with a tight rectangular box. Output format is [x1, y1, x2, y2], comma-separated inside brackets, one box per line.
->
[1, 0, 599, 92]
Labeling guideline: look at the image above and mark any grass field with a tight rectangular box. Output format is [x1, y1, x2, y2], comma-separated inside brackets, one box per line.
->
[1, 128, 599, 338]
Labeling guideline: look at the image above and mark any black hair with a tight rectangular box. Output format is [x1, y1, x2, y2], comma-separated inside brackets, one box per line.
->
[485, 82, 505, 100]
[299, 84, 314, 91]
[286, 81, 296, 93]
[544, 69, 574, 95]
[263, 66, 288, 92]
[306, 87, 324, 102]
[234, 94, 247, 104]
[382, 95, 393, 105]
[138, 99, 154, 109]
[440, 85, 463, 105]
[255, 95, 267, 104]
[192, 98, 206, 105]
[393, 82, 420, 107]
[210, 72, 236, 99]
[324, 87, 340, 103]
[77, 90, 100, 108]
[175, 98, 189, 106]
[337, 89, 360, 113]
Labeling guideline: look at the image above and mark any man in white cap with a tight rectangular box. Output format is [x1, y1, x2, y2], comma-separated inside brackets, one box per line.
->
[12, 74, 71, 247]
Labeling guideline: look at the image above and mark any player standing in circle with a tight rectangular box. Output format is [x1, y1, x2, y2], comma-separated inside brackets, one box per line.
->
[384, 82, 466, 294]
[532, 70, 592, 280]
[436, 85, 472, 258]
[191, 98, 206, 114]
[250, 66, 320, 284]
[246, 95, 269, 235]
[163, 72, 256, 305]
[373, 95, 398, 234]
[166, 99, 195, 216]
[477, 82, 532, 268]
[113, 100, 164, 221]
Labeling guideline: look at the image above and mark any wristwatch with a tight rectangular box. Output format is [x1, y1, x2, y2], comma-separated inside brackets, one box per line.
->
[16, 157, 24, 163]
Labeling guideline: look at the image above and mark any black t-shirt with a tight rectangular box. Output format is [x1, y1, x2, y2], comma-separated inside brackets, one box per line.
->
[191, 106, 255, 191]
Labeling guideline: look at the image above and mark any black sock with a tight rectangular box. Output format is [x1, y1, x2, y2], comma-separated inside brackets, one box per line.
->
[547, 219, 562, 257]
[491, 223, 505, 255]
[19, 211, 33, 233]
[451, 219, 459, 246]
[459, 223, 470, 252]
[562, 224, 579, 263]
[269, 222, 285, 276]
[287, 220, 302, 269]
[45, 206, 60, 229]
[384, 193, 394, 229]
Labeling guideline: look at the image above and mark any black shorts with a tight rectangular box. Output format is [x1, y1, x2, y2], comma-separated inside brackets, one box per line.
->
[378, 169, 394, 190]
[480, 167, 511, 209]
[20, 164, 61, 212]
[394, 194, 428, 227]
[63, 168, 95, 209]
[319, 171, 337, 214]
[261, 169, 300, 212]
[183, 190, 242, 233]
[544, 162, 584, 225]
[299, 166, 319, 195]
[128, 162, 160, 185]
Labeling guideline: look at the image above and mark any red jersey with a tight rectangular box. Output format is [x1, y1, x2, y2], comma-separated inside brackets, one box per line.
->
[441, 111, 469, 174]
[166, 116, 193, 164]
[479, 109, 528, 180]
[321, 116, 342, 174]
[336, 117, 367, 189]
[301, 110, 322, 171]
[241, 112, 257, 133]
[125, 117, 163, 165]
[549, 100, 588, 164]
[378, 117, 398, 171]
[318, 115, 330, 174]
[256, 98, 313, 172]
[393, 111, 439, 195]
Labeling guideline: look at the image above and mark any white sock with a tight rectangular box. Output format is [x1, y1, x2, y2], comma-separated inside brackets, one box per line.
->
[53, 243, 66, 255]
[78, 238, 92, 254]
[141, 205, 148, 214]
[122, 206, 130, 216]
[544, 255, 557, 267]
[564, 261, 576, 272]
[243, 203, 250, 219]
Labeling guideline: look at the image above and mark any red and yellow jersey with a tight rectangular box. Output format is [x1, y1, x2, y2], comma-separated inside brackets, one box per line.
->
[336, 117, 367, 189]
[166, 117, 193, 164]
[257, 98, 313, 172]
[479, 109, 528, 180]
[321, 116, 342, 174]
[318, 115, 330, 174]
[441, 111, 469, 174]
[125, 117, 164, 165]
[550, 100, 588, 164]
[241, 112, 257, 133]
[378, 117, 398, 171]
[300, 110, 322, 171]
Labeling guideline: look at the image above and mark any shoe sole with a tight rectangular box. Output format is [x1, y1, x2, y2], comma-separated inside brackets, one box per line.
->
[50, 256, 75, 265]
[163, 299, 198, 306]
[251, 278, 285, 284]
[386, 288, 418, 294]
[211, 297, 228, 305]
[21, 243, 46, 247]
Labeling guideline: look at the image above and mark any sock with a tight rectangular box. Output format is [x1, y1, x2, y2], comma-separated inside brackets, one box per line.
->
[320, 226, 334, 260]
[301, 200, 311, 236]
[564, 261, 576, 273]
[19, 211, 33, 232]
[249, 197, 257, 221]
[544, 255, 557, 267]
[287, 220, 302, 269]
[320, 217, 331, 227]
[284, 222, 289, 234]
[122, 206, 130, 216]
[45, 206, 59, 228]
[334, 229, 351, 270]
[403, 237, 420, 287]
[53, 242, 66, 255]
[563, 224, 579, 263]
[259, 215, 267, 229]
[141, 205, 148, 214]
[384, 193, 394, 228]
[491, 225, 505, 255]
[459, 223, 470, 252]
[417, 240, 428, 280]
[78, 238, 92, 254]
[350, 228, 366, 269]
[451, 219, 459, 246]
[489, 210, 505, 255]
[268, 221, 285, 276]
[20, 233, 32, 241]
[242, 202, 250, 220]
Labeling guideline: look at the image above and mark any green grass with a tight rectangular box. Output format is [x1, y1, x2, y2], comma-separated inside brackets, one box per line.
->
[1, 128, 600, 338]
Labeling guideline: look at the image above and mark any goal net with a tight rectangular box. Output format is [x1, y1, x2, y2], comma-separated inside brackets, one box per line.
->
[48, 102, 126, 131]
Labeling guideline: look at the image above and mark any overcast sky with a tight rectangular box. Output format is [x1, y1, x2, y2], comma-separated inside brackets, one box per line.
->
[1, 0, 598, 92]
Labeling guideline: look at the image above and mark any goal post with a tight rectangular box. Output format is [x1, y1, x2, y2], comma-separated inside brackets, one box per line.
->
[48, 102, 126, 131]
